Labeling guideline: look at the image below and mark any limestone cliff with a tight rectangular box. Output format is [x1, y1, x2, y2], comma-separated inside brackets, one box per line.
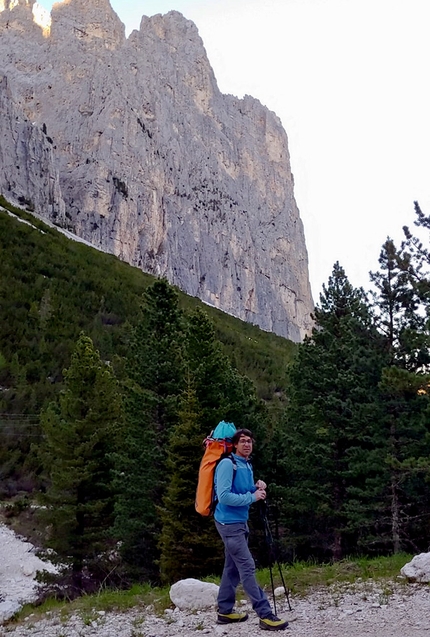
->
[0, 74, 65, 219]
[0, 0, 314, 341]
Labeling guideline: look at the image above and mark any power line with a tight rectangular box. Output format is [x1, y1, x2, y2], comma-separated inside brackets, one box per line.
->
[0, 415, 41, 438]
[0, 414, 40, 419]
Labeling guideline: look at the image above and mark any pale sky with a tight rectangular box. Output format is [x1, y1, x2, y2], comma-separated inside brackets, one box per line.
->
[35, 0, 430, 301]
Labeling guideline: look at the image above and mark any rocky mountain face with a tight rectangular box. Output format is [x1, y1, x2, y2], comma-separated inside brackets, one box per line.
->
[0, 0, 314, 341]
[0, 74, 65, 219]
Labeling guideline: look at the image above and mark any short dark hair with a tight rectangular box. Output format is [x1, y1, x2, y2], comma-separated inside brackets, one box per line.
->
[232, 428, 254, 446]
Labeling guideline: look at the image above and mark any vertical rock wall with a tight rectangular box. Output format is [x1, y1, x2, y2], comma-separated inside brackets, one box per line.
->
[0, 0, 314, 341]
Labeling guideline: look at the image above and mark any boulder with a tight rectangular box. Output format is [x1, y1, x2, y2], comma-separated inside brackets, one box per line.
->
[400, 552, 430, 583]
[0, 523, 57, 625]
[169, 578, 219, 610]
[0, 600, 22, 623]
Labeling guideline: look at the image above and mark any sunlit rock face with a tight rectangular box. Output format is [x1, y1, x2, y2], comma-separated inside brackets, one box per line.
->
[0, 74, 65, 220]
[0, 0, 314, 340]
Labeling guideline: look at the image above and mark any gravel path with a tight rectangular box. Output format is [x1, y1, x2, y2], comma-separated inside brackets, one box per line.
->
[2, 580, 430, 637]
[1, 523, 430, 636]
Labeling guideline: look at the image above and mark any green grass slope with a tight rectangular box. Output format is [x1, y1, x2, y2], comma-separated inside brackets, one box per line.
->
[0, 196, 297, 415]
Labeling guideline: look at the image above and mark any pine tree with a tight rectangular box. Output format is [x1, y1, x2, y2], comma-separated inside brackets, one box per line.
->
[370, 237, 426, 369]
[39, 333, 122, 594]
[185, 307, 234, 424]
[401, 201, 430, 372]
[112, 280, 186, 582]
[158, 380, 224, 583]
[276, 263, 389, 560]
[185, 307, 267, 433]
[110, 379, 160, 582]
[369, 231, 430, 553]
[158, 308, 269, 581]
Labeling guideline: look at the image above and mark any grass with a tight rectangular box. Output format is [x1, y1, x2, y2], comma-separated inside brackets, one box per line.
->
[10, 554, 413, 626]
[0, 195, 297, 415]
[255, 553, 413, 597]
[16, 583, 172, 624]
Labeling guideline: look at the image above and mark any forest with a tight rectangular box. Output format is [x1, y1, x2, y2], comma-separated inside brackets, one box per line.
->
[0, 196, 429, 597]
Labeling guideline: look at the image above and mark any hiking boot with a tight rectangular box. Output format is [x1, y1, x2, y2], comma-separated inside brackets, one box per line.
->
[217, 611, 249, 624]
[259, 613, 289, 631]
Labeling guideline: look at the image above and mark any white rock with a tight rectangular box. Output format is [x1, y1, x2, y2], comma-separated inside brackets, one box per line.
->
[0, 523, 57, 624]
[400, 553, 430, 583]
[0, 4, 314, 342]
[21, 562, 35, 577]
[169, 578, 219, 610]
[0, 600, 22, 623]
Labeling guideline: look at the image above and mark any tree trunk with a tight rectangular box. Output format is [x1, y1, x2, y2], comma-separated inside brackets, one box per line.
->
[390, 420, 401, 553]
[390, 471, 401, 553]
[332, 530, 343, 561]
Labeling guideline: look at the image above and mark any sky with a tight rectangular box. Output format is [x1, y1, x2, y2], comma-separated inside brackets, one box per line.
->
[35, 0, 430, 301]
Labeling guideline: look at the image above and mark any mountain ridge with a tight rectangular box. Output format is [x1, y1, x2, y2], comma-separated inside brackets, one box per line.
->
[0, 0, 314, 341]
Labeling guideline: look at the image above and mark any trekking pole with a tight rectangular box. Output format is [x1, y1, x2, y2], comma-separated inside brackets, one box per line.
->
[261, 510, 278, 616]
[259, 501, 293, 612]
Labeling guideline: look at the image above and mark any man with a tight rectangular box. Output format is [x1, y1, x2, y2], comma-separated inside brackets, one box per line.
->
[214, 427, 289, 631]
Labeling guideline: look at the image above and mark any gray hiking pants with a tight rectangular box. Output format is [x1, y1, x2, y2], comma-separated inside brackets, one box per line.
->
[215, 520, 272, 618]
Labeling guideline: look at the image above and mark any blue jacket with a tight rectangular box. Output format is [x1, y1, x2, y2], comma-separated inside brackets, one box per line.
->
[214, 453, 257, 524]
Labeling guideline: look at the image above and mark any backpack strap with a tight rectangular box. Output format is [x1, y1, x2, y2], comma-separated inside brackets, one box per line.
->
[220, 452, 237, 474]
[211, 454, 237, 514]
[230, 454, 237, 474]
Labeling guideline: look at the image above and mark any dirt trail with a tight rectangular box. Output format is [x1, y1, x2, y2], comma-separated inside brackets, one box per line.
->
[2, 580, 430, 637]
[1, 522, 430, 636]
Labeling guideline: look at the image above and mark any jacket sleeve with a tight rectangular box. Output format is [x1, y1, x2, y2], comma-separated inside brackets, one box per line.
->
[216, 458, 256, 507]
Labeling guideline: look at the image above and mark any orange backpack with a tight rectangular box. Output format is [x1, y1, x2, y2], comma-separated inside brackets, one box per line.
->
[195, 421, 237, 517]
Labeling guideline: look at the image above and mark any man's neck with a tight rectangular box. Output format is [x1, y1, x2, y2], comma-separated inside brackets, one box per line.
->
[234, 451, 250, 461]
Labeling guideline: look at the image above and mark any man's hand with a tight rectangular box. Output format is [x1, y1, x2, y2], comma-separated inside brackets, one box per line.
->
[255, 480, 267, 490]
[254, 488, 266, 501]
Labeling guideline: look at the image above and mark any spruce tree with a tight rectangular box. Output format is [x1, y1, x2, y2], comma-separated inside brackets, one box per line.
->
[401, 202, 430, 372]
[276, 263, 389, 560]
[39, 333, 122, 594]
[112, 280, 186, 582]
[369, 233, 430, 552]
[185, 307, 267, 434]
[158, 308, 269, 581]
[158, 381, 224, 583]
[185, 307, 234, 424]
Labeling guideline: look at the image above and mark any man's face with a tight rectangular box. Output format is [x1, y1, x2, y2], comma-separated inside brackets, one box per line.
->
[235, 435, 253, 459]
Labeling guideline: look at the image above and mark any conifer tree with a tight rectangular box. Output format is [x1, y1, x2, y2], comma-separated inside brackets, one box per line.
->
[369, 233, 430, 552]
[39, 333, 122, 594]
[370, 237, 427, 369]
[401, 202, 430, 371]
[185, 307, 267, 434]
[276, 263, 389, 560]
[158, 380, 224, 583]
[112, 280, 186, 582]
[157, 308, 270, 581]
[185, 307, 234, 424]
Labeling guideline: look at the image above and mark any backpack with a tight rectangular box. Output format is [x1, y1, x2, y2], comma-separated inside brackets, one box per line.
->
[195, 420, 237, 517]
